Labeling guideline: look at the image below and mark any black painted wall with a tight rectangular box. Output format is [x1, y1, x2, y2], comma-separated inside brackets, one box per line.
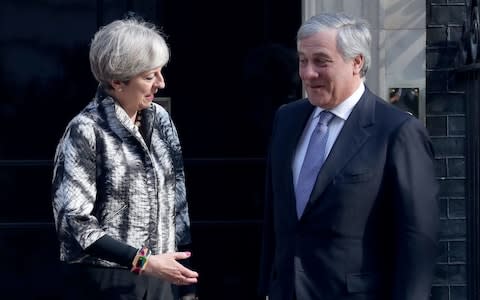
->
[0, 1, 301, 299]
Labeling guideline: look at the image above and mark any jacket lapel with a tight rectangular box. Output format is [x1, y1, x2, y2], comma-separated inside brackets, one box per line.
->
[99, 94, 154, 152]
[280, 100, 316, 219]
[302, 89, 376, 215]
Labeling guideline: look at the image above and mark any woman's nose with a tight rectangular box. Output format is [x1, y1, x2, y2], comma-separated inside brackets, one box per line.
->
[154, 74, 165, 89]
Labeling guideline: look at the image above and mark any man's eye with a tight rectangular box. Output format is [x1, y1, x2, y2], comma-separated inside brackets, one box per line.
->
[314, 59, 328, 66]
[145, 76, 154, 80]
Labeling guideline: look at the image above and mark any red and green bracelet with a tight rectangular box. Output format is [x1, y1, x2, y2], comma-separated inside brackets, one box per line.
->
[131, 246, 152, 275]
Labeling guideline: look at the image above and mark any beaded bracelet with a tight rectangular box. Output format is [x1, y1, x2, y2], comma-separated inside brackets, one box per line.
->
[131, 246, 152, 275]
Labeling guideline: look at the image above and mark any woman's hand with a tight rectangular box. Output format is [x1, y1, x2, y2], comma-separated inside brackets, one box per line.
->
[142, 251, 199, 285]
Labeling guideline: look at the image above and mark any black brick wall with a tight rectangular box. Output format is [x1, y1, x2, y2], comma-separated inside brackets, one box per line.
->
[427, 0, 467, 299]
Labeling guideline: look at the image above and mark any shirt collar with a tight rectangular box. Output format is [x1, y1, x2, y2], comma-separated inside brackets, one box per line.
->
[312, 82, 365, 121]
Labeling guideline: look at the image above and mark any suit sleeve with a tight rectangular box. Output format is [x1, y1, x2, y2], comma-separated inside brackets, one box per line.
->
[259, 149, 274, 295]
[259, 106, 283, 296]
[388, 118, 439, 300]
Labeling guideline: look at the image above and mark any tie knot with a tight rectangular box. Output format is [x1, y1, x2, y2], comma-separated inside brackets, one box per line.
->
[317, 110, 334, 126]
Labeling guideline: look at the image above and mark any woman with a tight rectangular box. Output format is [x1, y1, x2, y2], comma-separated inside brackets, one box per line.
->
[52, 17, 198, 300]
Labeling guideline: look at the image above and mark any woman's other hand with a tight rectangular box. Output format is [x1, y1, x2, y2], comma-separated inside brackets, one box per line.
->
[180, 293, 198, 300]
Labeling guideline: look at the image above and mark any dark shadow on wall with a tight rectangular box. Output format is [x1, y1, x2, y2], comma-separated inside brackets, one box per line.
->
[241, 43, 301, 155]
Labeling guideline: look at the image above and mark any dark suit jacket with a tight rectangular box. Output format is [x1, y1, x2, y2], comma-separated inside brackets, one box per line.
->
[259, 88, 439, 300]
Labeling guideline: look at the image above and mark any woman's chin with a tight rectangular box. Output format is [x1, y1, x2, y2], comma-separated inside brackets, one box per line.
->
[139, 99, 153, 109]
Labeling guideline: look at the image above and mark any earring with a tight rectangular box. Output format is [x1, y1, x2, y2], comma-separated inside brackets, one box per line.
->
[118, 88, 123, 92]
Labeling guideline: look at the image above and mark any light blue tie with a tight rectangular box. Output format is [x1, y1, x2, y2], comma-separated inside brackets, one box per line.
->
[295, 111, 335, 218]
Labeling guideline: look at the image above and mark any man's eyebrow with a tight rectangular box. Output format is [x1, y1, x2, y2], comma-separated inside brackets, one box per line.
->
[311, 52, 330, 58]
[297, 51, 330, 57]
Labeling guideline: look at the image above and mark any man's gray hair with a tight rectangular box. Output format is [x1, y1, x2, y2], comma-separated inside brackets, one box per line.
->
[89, 18, 169, 88]
[297, 12, 371, 77]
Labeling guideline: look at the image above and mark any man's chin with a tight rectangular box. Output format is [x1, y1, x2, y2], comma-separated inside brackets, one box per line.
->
[307, 95, 332, 108]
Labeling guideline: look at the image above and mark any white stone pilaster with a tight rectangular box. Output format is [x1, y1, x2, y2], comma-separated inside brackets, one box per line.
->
[301, 0, 426, 121]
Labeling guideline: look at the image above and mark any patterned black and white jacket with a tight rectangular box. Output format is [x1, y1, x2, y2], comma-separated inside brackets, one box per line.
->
[52, 87, 191, 267]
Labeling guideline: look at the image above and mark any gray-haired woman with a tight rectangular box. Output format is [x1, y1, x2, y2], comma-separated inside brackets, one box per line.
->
[52, 17, 198, 300]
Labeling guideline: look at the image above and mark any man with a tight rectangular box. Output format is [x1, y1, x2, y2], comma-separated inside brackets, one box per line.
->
[259, 12, 439, 300]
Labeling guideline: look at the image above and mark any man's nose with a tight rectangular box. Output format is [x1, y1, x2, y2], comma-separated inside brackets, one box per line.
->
[301, 64, 318, 79]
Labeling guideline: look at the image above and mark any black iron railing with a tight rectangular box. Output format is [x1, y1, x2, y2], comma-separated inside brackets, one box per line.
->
[456, 1, 480, 299]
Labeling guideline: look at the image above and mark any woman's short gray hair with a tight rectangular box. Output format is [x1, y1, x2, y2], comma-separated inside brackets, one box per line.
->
[297, 12, 371, 78]
[89, 18, 170, 88]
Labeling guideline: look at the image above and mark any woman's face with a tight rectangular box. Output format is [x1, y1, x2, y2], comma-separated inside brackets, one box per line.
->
[115, 67, 165, 113]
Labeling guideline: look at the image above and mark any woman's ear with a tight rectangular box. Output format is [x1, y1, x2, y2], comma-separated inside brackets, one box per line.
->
[110, 80, 123, 92]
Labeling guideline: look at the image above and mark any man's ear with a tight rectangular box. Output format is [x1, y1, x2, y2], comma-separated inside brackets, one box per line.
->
[352, 54, 364, 75]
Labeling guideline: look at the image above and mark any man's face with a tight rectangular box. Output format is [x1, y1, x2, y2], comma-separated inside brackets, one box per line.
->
[298, 29, 362, 109]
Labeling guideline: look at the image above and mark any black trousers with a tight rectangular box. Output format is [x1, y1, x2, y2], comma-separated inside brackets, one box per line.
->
[61, 263, 177, 300]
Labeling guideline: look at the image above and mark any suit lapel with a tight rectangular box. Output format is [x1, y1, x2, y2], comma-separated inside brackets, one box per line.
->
[280, 100, 315, 220]
[302, 89, 376, 216]
[285, 101, 316, 165]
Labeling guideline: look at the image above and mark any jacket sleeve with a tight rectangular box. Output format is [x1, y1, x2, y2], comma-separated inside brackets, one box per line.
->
[388, 118, 440, 300]
[52, 117, 106, 250]
[166, 115, 192, 248]
[259, 106, 283, 296]
[164, 113, 196, 297]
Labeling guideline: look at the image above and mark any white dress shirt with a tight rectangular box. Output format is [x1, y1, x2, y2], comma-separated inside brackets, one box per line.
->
[292, 83, 365, 187]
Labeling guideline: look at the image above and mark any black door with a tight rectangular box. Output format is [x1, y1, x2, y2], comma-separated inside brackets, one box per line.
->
[0, 1, 301, 299]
